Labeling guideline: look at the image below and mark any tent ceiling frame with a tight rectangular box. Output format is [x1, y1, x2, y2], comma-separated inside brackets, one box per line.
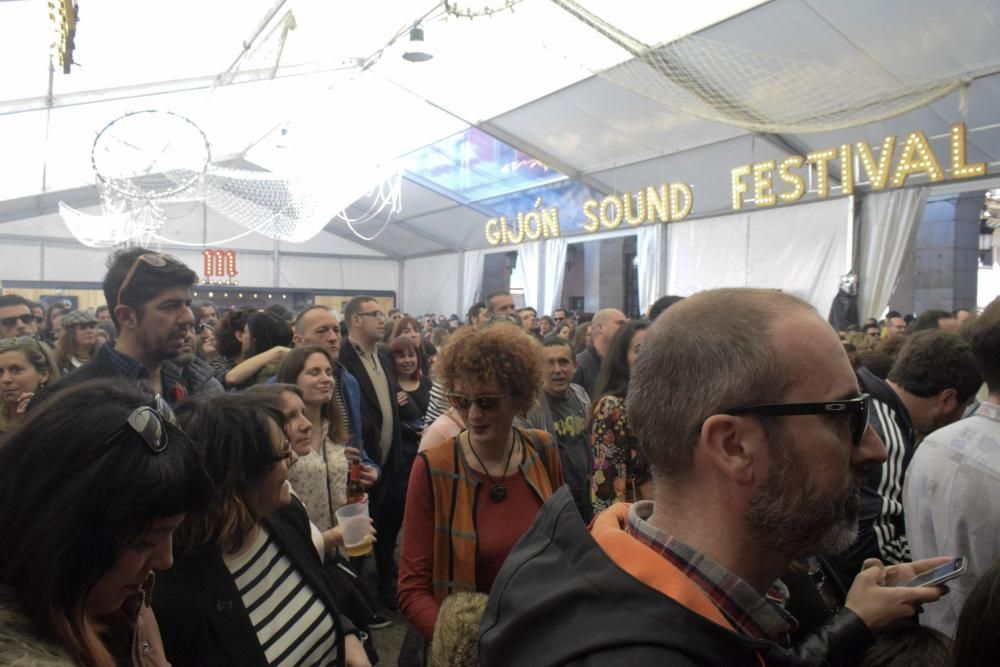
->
[476, 119, 611, 198]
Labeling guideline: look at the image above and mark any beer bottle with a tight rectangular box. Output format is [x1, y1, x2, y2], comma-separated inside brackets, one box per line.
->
[346, 457, 365, 505]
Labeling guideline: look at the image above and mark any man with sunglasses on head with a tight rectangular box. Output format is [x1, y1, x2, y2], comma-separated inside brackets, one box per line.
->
[829, 330, 981, 586]
[0, 294, 41, 339]
[482, 288, 953, 667]
[32, 247, 199, 408]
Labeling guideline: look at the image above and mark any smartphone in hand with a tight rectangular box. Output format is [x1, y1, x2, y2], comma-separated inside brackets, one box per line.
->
[892, 557, 967, 588]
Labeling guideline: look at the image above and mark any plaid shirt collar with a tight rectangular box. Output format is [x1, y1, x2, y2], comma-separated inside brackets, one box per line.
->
[626, 500, 796, 643]
[103, 344, 148, 381]
[102, 345, 186, 405]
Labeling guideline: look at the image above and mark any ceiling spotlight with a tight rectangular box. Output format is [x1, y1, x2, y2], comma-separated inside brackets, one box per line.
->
[402, 26, 433, 62]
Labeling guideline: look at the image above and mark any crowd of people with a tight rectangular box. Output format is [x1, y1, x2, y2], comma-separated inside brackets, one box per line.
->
[1, 246, 999, 667]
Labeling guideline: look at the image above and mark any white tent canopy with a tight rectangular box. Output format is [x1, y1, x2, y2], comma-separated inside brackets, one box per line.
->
[2, 0, 999, 311]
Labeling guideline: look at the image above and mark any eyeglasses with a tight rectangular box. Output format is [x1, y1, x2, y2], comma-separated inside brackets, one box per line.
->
[102, 405, 170, 453]
[723, 393, 871, 447]
[76, 323, 98, 330]
[447, 392, 508, 412]
[274, 439, 295, 467]
[0, 313, 37, 328]
[358, 311, 386, 320]
[116, 253, 180, 308]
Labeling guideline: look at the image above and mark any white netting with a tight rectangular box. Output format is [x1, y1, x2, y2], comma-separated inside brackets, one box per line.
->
[553, 0, 968, 134]
[60, 109, 402, 248]
[201, 165, 401, 244]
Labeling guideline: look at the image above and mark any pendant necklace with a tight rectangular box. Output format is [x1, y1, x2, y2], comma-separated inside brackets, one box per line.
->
[467, 430, 517, 503]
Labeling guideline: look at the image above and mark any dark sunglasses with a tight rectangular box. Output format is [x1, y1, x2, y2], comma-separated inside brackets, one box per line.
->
[102, 405, 171, 453]
[723, 393, 871, 446]
[447, 392, 508, 412]
[116, 253, 180, 308]
[1, 314, 38, 328]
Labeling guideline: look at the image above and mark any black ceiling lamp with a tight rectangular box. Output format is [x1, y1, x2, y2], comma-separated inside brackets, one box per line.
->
[402, 26, 433, 62]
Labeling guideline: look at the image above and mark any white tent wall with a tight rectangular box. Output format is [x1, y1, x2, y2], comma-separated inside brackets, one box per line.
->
[1, 239, 44, 281]
[400, 253, 462, 317]
[277, 255, 399, 292]
[0, 201, 399, 290]
[667, 198, 852, 313]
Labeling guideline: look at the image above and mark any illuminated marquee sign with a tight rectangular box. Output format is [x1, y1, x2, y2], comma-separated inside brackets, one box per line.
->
[484, 122, 987, 248]
[202, 249, 239, 285]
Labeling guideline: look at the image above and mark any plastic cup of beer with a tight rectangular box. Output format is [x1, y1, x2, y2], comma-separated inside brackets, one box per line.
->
[336, 502, 373, 557]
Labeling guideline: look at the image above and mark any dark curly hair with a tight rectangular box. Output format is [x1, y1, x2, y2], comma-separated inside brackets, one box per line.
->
[216, 307, 255, 360]
[887, 330, 981, 402]
[433, 321, 542, 415]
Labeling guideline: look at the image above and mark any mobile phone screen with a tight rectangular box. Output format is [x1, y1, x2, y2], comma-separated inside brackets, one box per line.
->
[897, 558, 965, 587]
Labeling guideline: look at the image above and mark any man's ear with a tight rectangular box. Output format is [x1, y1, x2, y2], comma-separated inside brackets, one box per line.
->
[699, 414, 762, 486]
[935, 387, 959, 414]
[113, 304, 137, 330]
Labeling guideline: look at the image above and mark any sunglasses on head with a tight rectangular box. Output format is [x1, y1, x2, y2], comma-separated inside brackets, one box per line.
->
[102, 401, 174, 454]
[447, 392, 508, 412]
[1, 314, 38, 328]
[723, 393, 871, 446]
[116, 253, 180, 308]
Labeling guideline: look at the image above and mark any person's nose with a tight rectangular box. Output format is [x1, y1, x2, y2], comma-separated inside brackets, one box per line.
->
[852, 424, 887, 468]
[148, 536, 175, 572]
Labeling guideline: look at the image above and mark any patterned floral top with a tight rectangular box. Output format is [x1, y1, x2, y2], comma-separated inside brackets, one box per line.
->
[288, 419, 349, 531]
[591, 394, 651, 514]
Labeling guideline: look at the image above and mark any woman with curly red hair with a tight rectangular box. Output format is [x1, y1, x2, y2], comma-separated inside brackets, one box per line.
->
[397, 321, 564, 644]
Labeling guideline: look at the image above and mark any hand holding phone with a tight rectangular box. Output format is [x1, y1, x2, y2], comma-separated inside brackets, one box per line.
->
[844, 556, 953, 632]
[891, 556, 967, 588]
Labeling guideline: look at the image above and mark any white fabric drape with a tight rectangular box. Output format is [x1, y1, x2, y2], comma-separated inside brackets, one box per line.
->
[542, 238, 568, 315]
[519, 242, 542, 311]
[857, 188, 928, 320]
[636, 225, 667, 317]
[461, 249, 485, 310]
[666, 198, 851, 313]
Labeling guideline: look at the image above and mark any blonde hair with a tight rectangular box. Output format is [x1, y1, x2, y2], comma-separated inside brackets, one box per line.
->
[430, 592, 488, 667]
[0, 337, 59, 433]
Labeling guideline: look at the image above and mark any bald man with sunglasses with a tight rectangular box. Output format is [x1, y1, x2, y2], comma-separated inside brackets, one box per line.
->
[483, 288, 954, 667]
